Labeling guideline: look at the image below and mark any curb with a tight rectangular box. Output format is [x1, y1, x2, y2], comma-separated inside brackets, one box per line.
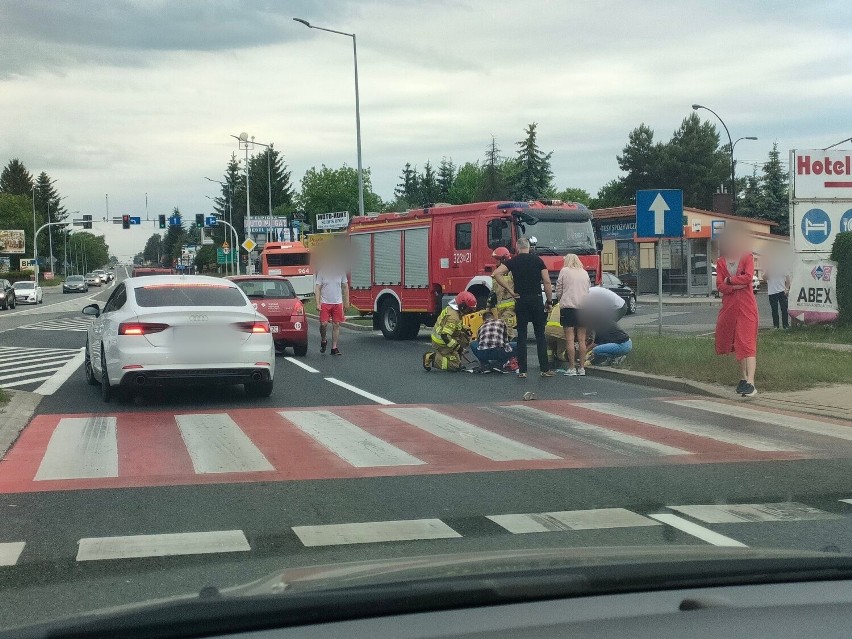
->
[0, 390, 42, 460]
[585, 367, 850, 421]
[636, 297, 722, 307]
[304, 312, 375, 332]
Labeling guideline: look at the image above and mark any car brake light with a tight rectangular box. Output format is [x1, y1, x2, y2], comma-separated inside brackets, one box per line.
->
[235, 321, 270, 333]
[119, 322, 169, 335]
[293, 301, 304, 316]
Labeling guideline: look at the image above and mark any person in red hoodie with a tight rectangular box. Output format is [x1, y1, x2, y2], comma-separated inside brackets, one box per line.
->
[715, 225, 759, 397]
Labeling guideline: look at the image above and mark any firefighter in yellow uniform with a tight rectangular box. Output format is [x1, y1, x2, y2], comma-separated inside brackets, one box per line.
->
[488, 247, 517, 340]
[545, 304, 569, 365]
[423, 292, 477, 371]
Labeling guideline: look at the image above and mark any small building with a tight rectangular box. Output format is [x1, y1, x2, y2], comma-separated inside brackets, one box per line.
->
[591, 205, 788, 296]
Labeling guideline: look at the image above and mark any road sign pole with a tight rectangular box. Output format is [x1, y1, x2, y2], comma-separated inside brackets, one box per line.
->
[658, 239, 663, 336]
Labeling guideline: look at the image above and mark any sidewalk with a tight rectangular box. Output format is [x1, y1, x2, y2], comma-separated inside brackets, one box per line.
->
[637, 294, 721, 306]
[588, 368, 852, 421]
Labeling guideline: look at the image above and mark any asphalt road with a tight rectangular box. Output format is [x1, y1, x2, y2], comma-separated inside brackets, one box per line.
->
[1, 272, 851, 630]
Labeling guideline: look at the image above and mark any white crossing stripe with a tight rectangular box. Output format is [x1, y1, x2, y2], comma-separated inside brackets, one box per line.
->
[34, 348, 85, 395]
[0, 346, 82, 391]
[381, 407, 559, 461]
[35, 417, 119, 481]
[0, 542, 26, 567]
[649, 514, 748, 547]
[491, 405, 688, 456]
[19, 317, 93, 332]
[284, 357, 319, 373]
[175, 413, 274, 474]
[324, 377, 395, 405]
[580, 402, 803, 452]
[668, 399, 852, 442]
[279, 410, 424, 467]
[76, 530, 251, 561]
[668, 502, 840, 524]
[293, 519, 462, 547]
[488, 508, 661, 534]
[0, 375, 54, 389]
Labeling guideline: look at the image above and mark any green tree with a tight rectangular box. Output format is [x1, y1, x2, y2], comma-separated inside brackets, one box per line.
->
[589, 179, 628, 209]
[478, 137, 509, 201]
[297, 165, 384, 229]
[33, 171, 67, 265]
[0, 193, 35, 269]
[213, 153, 246, 240]
[509, 123, 554, 201]
[436, 157, 455, 202]
[248, 145, 294, 217]
[554, 187, 592, 205]
[759, 142, 789, 235]
[616, 124, 663, 203]
[193, 245, 218, 272]
[160, 208, 186, 267]
[70, 232, 110, 274]
[394, 163, 419, 205]
[736, 169, 763, 220]
[142, 233, 163, 265]
[418, 160, 437, 206]
[0, 159, 34, 196]
[447, 162, 482, 204]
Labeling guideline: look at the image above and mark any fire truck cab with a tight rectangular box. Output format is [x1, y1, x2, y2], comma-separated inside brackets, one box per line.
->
[348, 200, 601, 340]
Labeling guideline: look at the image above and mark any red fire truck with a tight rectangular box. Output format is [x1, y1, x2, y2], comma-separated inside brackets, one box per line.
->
[348, 200, 601, 339]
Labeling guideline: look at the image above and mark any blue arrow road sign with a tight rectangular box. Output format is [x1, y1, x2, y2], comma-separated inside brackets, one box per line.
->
[169, 215, 181, 227]
[636, 189, 684, 238]
[205, 216, 218, 227]
[129, 216, 141, 225]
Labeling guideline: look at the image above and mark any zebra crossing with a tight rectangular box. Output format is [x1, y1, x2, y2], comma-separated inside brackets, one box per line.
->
[0, 346, 84, 393]
[17, 317, 93, 332]
[3, 397, 851, 493]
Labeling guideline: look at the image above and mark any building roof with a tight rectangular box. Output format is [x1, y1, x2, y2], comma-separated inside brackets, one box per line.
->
[591, 205, 778, 227]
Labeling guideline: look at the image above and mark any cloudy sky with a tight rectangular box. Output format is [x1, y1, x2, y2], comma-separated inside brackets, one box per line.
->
[1, 0, 851, 259]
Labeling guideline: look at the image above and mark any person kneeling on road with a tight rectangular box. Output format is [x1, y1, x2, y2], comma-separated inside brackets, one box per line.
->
[423, 292, 477, 372]
[588, 324, 632, 366]
[469, 310, 516, 374]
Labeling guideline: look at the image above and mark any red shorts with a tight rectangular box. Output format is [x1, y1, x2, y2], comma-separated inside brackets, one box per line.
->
[320, 303, 345, 323]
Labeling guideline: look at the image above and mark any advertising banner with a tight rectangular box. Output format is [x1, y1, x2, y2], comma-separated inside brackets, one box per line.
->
[792, 202, 852, 252]
[0, 230, 26, 254]
[793, 150, 852, 199]
[788, 257, 839, 324]
[0, 256, 10, 273]
[315, 211, 349, 230]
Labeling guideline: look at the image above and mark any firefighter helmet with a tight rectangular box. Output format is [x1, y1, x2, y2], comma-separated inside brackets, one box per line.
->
[492, 246, 511, 260]
[455, 291, 477, 311]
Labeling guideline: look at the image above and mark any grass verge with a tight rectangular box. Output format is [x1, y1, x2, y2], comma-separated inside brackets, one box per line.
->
[0, 387, 9, 405]
[624, 333, 852, 392]
[758, 323, 852, 345]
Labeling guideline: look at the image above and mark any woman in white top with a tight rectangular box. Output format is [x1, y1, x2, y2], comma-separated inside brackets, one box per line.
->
[555, 254, 590, 376]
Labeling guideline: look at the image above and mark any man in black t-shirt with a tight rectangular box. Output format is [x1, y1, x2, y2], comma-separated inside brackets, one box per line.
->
[493, 238, 554, 378]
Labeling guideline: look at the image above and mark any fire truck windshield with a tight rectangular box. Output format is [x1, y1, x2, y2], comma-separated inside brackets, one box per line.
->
[525, 220, 597, 255]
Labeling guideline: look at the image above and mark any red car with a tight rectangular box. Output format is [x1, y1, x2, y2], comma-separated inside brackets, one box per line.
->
[228, 275, 308, 356]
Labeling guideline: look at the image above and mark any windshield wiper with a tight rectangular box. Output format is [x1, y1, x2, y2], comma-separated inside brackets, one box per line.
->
[534, 246, 560, 255]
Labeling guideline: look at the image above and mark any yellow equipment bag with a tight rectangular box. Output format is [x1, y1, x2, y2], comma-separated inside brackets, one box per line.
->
[462, 310, 486, 337]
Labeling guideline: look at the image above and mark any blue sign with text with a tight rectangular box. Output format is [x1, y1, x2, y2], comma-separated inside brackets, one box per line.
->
[636, 189, 683, 238]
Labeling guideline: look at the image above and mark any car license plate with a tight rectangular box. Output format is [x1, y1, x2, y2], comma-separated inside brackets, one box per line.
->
[271, 325, 279, 333]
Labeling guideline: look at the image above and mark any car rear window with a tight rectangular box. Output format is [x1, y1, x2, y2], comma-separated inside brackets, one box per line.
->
[134, 284, 247, 307]
[234, 279, 296, 299]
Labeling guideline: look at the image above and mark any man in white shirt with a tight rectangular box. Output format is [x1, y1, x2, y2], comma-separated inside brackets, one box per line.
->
[765, 267, 790, 329]
[314, 269, 349, 355]
[585, 286, 628, 327]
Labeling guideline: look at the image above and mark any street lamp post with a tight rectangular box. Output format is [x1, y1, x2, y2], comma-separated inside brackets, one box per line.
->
[824, 136, 852, 151]
[294, 17, 365, 217]
[31, 187, 38, 282]
[205, 177, 238, 275]
[231, 133, 256, 273]
[46, 195, 67, 277]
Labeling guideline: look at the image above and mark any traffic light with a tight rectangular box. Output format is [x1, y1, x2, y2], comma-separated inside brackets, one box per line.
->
[195, 213, 204, 227]
[82, 214, 92, 229]
[158, 214, 166, 229]
[122, 214, 130, 230]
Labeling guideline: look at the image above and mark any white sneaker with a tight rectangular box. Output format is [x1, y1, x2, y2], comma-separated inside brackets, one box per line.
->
[577, 367, 586, 376]
[564, 368, 577, 376]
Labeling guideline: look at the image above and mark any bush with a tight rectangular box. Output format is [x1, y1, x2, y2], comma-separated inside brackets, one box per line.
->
[830, 232, 852, 326]
[0, 270, 36, 283]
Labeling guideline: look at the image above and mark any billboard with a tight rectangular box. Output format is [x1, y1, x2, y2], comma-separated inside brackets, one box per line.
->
[315, 211, 349, 230]
[788, 257, 839, 324]
[0, 230, 26, 254]
[793, 151, 852, 199]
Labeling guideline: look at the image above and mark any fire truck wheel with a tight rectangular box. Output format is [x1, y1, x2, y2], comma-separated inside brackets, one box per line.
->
[401, 316, 421, 340]
[379, 298, 404, 340]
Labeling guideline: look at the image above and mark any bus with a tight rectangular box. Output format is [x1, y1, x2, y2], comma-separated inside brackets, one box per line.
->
[259, 241, 314, 298]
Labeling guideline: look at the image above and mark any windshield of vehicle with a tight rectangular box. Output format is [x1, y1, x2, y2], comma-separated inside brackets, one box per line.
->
[235, 279, 296, 298]
[67, 276, 84, 282]
[264, 252, 310, 267]
[527, 220, 597, 255]
[134, 284, 247, 307]
[13, 281, 34, 290]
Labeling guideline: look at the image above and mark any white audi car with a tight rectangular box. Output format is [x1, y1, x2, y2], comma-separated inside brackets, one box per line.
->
[82, 275, 275, 402]
[12, 280, 43, 304]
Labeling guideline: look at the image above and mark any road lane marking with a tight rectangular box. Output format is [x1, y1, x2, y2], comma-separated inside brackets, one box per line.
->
[381, 407, 559, 461]
[0, 358, 78, 378]
[324, 377, 395, 405]
[649, 514, 748, 547]
[284, 357, 319, 373]
[18, 317, 93, 332]
[491, 405, 688, 456]
[488, 508, 661, 534]
[668, 502, 840, 524]
[293, 519, 461, 547]
[0, 352, 77, 366]
[0, 375, 54, 388]
[279, 410, 424, 467]
[0, 542, 26, 566]
[580, 402, 802, 452]
[668, 399, 852, 442]
[76, 530, 250, 561]
[35, 417, 119, 481]
[175, 413, 274, 474]
[34, 348, 85, 395]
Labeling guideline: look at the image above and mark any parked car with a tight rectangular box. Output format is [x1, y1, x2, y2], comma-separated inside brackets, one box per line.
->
[0, 278, 16, 310]
[63, 275, 89, 293]
[601, 272, 637, 314]
[228, 275, 308, 356]
[85, 272, 102, 286]
[82, 275, 275, 402]
[12, 280, 43, 304]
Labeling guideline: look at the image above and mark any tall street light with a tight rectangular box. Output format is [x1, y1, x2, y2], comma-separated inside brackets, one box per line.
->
[231, 133, 256, 272]
[692, 104, 756, 214]
[294, 17, 365, 217]
[205, 177, 237, 274]
[824, 136, 852, 150]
